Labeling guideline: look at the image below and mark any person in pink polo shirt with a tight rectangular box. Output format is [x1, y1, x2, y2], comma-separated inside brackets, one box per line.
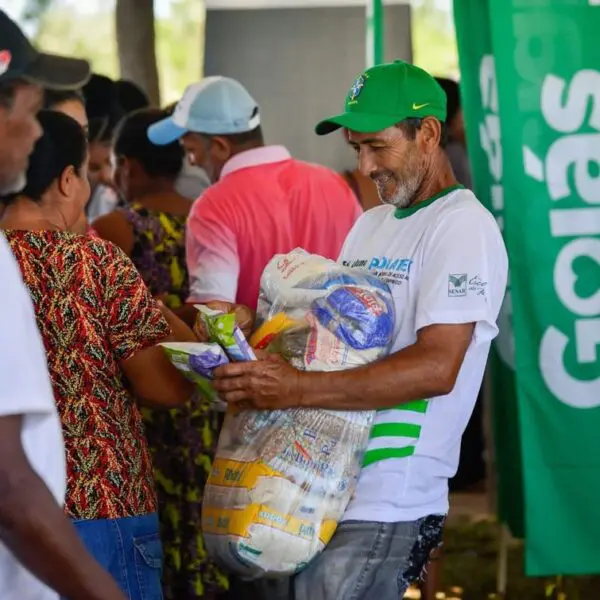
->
[148, 76, 362, 319]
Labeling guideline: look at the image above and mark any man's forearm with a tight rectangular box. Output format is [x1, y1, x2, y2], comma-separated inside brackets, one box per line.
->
[0, 467, 125, 600]
[299, 341, 455, 410]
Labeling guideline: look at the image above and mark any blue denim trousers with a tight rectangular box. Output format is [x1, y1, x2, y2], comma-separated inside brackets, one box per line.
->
[69, 512, 163, 600]
[249, 515, 445, 600]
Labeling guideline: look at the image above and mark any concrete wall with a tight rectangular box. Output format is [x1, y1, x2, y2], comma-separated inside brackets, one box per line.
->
[204, 3, 412, 171]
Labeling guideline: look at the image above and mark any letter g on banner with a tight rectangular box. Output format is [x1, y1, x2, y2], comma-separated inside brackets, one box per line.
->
[540, 238, 600, 408]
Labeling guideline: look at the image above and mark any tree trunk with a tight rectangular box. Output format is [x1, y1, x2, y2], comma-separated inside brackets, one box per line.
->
[115, 0, 160, 106]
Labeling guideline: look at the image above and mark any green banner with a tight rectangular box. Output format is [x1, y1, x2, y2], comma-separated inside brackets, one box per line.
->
[453, 0, 524, 539]
[366, 0, 384, 67]
[487, 0, 600, 577]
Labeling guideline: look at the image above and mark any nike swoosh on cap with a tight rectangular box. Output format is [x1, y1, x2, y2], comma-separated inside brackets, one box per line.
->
[412, 103, 430, 110]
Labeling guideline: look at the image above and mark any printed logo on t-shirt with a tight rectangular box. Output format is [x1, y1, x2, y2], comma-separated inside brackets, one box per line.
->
[343, 256, 413, 287]
[448, 274, 488, 297]
[448, 273, 467, 297]
[468, 275, 487, 297]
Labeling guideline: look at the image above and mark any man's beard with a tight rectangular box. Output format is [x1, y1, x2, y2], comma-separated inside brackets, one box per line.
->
[0, 171, 26, 196]
[372, 170, 422, 209]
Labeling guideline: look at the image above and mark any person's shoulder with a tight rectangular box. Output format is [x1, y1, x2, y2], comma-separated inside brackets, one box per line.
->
[6, 229, 102, 255]
[433, 188, 503, 244]
[288, 160, 363, 208]
[348, 203, 394, 233]
[77, 233, 131, 263]
[440, 187, 496, 223]
[189, 182, 236, 220]
[290, 158, 349, 185]
[359, 202, 392, 218]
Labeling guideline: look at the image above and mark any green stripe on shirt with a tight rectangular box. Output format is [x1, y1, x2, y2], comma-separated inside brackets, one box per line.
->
[363, 446, 416, 467]
[370, 422, 422, 439]
[391, 399, 428, 413]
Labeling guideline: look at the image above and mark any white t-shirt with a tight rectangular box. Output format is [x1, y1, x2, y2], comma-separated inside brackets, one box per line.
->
[339, 186, 508, 522]
[0, 234, 65, 600]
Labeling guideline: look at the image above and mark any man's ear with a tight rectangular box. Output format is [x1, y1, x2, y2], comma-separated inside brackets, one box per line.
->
[210, 136, 234, 162]
[419, 117, 443, 154]
[125, 157, 144, 179]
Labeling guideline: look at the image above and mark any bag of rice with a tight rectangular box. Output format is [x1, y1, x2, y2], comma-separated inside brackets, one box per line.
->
[202, 249, 395, 578]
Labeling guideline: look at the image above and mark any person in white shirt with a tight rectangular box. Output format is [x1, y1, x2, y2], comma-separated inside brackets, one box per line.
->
[0, 10, 125, 600]
[212, 60, 508, 600]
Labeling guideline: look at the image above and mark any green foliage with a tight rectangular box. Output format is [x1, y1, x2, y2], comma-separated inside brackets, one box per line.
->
[155, 0, 205, 104]
[441, 519, 600, 599]
[411, 0, 458, 78]
[21, 0, 53, 22]
[26, 0, 204, 104]
[33, 4, 119, 79]
[25, 0, 457, 103]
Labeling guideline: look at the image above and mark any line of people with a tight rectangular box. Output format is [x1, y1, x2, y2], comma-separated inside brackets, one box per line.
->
[0, 9, 362, 600]
[1, 8, 507, 600]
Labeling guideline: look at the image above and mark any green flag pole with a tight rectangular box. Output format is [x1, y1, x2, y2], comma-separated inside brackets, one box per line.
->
[366, 0, 384, 67]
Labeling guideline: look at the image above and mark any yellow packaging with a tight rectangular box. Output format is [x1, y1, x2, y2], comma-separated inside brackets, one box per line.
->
[201, 454, 341, 577]
[249, 313, 300, 349]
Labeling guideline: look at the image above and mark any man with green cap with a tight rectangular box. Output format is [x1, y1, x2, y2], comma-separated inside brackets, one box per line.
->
[213, 60, 508, 600]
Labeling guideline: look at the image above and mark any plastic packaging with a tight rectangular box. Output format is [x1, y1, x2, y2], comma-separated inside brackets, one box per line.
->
[196, 305, 257, 362]
[202, 249, 395, 578]
[161, 342, 229, 408]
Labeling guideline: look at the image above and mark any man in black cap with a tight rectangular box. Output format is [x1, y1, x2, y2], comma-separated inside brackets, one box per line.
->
[0, 10, 126, 600]
[0, 10, 90, 194]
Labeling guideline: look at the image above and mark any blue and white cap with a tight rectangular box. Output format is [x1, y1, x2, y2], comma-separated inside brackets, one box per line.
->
[148, 76, 261, 145]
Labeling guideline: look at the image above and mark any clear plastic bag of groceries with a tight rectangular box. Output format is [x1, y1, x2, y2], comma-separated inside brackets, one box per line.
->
[201, 249, 395, 579]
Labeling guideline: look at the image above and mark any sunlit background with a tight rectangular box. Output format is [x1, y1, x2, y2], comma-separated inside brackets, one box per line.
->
[2, 0, 458, 104]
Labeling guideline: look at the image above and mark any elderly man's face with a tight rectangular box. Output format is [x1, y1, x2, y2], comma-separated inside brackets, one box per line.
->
[0, 83, 43, 194]
[181, 132, 233, 184]
[347, 122, 428, 209]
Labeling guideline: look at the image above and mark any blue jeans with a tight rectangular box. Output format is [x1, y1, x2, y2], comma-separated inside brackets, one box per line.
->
[250, 515, 445, 600]
[70, 512, 163, 600]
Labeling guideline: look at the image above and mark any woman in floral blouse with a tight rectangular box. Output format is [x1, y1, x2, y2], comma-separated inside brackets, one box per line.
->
[0, 110, 196, 600]
[94, 108, 227, 600]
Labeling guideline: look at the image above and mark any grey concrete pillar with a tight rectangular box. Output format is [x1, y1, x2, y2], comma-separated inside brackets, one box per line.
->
[204, 1, 412, 171]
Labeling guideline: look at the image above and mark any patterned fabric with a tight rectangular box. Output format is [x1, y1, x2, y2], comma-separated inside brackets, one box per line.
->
[399, 514, 446, 588]
[5, 230, 168, 520]
[146, 400, 228, 599]
[120, 204, 228, 599]
[120, 204, 189, 309]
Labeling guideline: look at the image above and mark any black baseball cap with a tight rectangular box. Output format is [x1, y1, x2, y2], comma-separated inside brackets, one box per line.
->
[0, 10, 90, 90]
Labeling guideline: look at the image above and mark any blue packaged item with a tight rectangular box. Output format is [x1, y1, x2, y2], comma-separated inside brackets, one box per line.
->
[189, 346, 230, 378]
[161, 342, 229, 409]
[311, 285, 394, 351]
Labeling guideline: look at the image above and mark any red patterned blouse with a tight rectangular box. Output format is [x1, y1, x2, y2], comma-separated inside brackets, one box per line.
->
[5, 230, 169, 520]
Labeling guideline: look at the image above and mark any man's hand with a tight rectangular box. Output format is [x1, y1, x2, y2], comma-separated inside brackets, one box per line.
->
[212, 354, 305, 409]
[193, 301, 255, 341]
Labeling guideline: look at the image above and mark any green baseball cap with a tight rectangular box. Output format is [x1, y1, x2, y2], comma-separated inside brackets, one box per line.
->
[315, 60, 447, 136]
